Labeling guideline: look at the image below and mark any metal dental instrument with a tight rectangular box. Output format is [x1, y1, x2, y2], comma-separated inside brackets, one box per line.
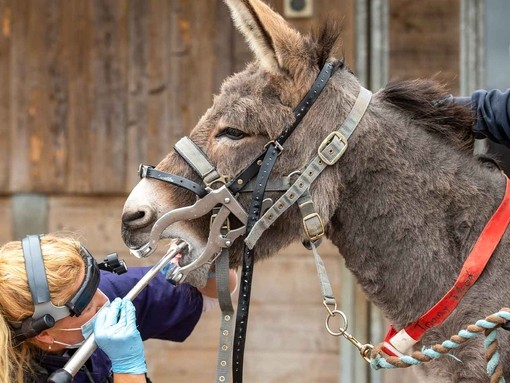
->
[47, 240, 188, 383]
[165, 205, 246, 285]
[129, 186, 248, 259]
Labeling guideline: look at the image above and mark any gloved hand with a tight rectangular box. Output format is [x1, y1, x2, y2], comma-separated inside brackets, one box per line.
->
[93, 297, 147, 375]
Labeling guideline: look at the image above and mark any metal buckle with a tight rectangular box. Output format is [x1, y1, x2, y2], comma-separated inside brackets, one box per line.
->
[205, 175, 230, 189]
[318, 132, 347, 165]
[263, 140, 284, 155]
[303, 212, 325, 241]
[138, 164, 153, 179]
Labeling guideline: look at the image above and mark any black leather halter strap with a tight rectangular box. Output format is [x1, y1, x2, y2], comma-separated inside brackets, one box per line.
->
[232, 62, 337, 382]
[138, 164, 207, 198]
[228, 62, 335, 194]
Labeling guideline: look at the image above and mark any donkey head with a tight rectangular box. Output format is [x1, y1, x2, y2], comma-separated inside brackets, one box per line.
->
[121, 0, 360, 287]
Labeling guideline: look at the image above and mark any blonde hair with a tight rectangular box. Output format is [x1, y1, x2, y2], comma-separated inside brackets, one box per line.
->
[0, 234, 84, 382]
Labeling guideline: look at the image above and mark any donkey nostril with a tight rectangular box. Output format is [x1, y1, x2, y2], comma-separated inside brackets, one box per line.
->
[125, 210, 145, 221]
[122, 206, 156, 229]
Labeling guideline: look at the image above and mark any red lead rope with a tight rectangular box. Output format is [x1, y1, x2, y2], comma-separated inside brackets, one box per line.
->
[383, 176, 510, 356]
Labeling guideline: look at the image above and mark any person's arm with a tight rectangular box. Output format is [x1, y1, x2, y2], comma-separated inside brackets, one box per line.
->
[99, 267, 203, 342]
[198, 268, 238, 312]
[112, 373, 146, 383]
[469, 89, 510, 148]
[94, 298, 147, 381]
[198, 268, 238, 298]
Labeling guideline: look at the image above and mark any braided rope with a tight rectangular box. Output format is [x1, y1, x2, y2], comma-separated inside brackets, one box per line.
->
[370, 308, 510, 383]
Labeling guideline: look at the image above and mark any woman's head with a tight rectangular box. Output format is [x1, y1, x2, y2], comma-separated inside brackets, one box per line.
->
[0, 234, 84, 327]
[0, 234, 109, 381]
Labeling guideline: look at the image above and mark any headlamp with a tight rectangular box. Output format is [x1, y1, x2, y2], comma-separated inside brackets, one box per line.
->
[13, 235, 101, 342]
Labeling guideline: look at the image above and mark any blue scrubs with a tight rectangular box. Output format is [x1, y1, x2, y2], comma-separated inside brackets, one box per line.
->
[471, 89, 510, 148]
[39, 267, 203, 383]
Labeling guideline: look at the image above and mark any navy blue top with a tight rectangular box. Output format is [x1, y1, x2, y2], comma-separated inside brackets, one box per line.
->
[470, 89, 510, 148]
[38, 267, 203, 383]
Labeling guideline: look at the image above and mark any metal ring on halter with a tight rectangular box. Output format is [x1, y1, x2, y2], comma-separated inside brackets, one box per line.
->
[325, 309, 349, 337]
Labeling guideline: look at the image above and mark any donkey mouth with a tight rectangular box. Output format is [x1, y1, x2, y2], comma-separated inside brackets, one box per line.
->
[170, 238, 199, 269]
[121, 226, 151, 250]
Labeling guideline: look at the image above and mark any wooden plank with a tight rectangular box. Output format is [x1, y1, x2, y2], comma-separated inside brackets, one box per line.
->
[65, 1, 94, 193]
[0, 197, 12, 243]
[0, 0, 11, 191]
[125, 0, 166, 190]
[87, 0, 129, 193]
[187, 1, 220, 132]
[389, 0, 460, 93]
[9, 0, 30, 192]
[166, 0, 190, 142]
[166, 0, 224, 140]
[123, 0, 236, 191]
[10, 0, 68, 192]
[212, 1, 235, 92]
[12, 194, 47, 238]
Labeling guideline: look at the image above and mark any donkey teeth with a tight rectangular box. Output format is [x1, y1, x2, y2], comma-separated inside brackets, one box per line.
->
[171, 253, 183, 266]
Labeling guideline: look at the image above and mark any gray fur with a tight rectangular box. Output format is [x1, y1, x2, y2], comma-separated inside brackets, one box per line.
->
[121, 2, 510, 381]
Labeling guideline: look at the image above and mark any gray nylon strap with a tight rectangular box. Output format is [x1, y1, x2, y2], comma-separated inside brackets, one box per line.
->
[22, 235, 50, 305]
[215, 250, 235, 383]
[174, 137, 222, 186]
[310, 241, 336, 306]
[339, 87, 373, 139]
[22, 235, 71, 321]
[245, 87, 372, 249]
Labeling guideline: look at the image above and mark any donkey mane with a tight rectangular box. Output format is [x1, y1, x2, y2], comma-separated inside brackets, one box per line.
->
[380, 80, 476, 152]
[309, 18, 343, 69]
[308, 21, 474, 154]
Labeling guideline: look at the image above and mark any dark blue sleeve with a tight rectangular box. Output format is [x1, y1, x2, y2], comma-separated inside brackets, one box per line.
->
[471, 89, 510, 148]
[98, 267, 203, 342]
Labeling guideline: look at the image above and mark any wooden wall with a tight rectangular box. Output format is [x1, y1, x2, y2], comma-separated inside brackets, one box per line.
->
[0, 0, 237, 194]
[0, 1, 462, 382]
[389, 0, 460, 93]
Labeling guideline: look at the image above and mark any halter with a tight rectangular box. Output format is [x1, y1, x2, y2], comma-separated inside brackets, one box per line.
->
[130, 61, 340, 263]
[130, 61, 373, 382]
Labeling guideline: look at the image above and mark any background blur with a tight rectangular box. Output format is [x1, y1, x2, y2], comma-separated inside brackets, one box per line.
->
[0, 0, 508, 382]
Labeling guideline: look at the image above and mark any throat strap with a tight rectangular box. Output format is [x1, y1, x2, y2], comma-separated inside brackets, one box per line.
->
[383, 176, 510, 356]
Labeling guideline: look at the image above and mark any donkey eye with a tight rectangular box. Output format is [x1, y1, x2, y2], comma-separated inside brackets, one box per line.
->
[216, 127, 246, 141]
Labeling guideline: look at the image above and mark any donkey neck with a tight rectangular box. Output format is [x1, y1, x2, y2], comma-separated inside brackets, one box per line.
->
[327, 98, 506, 327]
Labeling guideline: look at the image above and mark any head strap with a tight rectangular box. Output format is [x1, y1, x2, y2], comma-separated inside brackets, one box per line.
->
[12, 235, 101, 342]
[22, 235, 72, 322]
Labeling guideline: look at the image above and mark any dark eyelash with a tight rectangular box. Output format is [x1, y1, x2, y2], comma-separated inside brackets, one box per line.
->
[216, 128, 246, 140]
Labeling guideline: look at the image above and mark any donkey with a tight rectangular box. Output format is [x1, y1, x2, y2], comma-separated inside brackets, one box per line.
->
[121, 0, 510, 381]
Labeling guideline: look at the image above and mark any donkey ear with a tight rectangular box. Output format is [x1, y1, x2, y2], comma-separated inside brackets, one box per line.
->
[224, 0, 307, 75]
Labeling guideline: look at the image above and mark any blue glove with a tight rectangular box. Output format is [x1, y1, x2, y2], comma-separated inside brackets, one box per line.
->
[93, 297, 147, 375]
